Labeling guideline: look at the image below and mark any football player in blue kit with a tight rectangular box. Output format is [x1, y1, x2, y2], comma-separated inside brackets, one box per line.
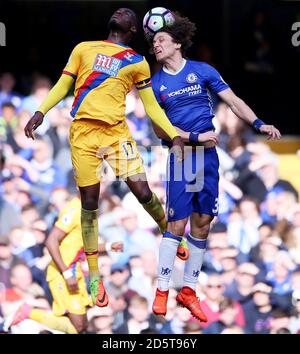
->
[150, 13, 281, 321]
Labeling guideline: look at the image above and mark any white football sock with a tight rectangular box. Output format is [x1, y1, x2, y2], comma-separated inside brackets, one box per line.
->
[157, 231, 182, 291]
[183, 233, 207, 290]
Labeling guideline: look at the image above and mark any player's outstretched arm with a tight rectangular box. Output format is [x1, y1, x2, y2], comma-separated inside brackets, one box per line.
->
[175, 127, 219, 145]
[24, 74, 74, 139]
[218, 88, 281, 140]
[152, 123, 218, 146]
[138, 86, 184, 161]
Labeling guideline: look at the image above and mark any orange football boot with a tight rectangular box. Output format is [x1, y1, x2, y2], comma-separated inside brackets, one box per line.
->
[176, 286, 207, 322]
[152, 289, 169, 316]
[90, 278, 109, 307]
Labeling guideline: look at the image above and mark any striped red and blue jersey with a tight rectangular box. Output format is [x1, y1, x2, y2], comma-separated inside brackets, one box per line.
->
[63, 40, 151, 124]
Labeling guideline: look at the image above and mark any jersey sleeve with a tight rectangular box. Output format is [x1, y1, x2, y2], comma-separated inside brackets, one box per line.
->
[134, 58, 152, 91]
[55, 207, 78, 234]
[62, 43, 82, 79]
[151, 77, 163, 107]
[204, 63, 229, 94]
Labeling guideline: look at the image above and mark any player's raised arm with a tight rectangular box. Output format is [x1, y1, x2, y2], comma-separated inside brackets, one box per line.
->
[218, 88, 281, 140]
[137, 85, 184, 161]
[24, 74, 74, 139]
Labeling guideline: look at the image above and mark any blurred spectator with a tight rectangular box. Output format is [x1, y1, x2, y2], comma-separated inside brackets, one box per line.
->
[203, 222, 228, 274]
[105, 262, 132, 302]
[114, 295, 158, 334]
[121, 190, 158, 231]
[98, 208, 157, 265]
[227, 197, 262, 260]
[225, 262, 259, 306]
[243, 282, 273, 334]
[21, 76, 52, 135]
[215, 103, 255, 152]
[8, 227, 36, 261]
[0, 73, 23, 114]
[117, 210, 157, 257]
[266, 251, 295, 296]
[160, 305, 192, 334]
[109, 291, 128, 332]
[20, 204, 40, 229]
[200, 273, 245, 329]
[227, 136, 251, 173]
[289, 289, 300, 333]
[44, 187, 70, 230]
[0, 103, 18, 143]
[203, 297, 245, 334]
[269, 307, 291, 334]
[218, 176, 243, 224]
[287, 228, 300, 268]
[249, 223, 274, 263]
[128, 250, 157, 305]
[220, 325, 245, 334]
[26, 138, 67, 212]
[0, 150, 23, 236]
[291, 204, 300, 228]
[4, 110, 33, 158]
[87, 306, 114, 334]
[183, 320, 202, 334]
[249, 153, 298, 203]
[219, 247, 239, 286]
[226, 137, 267, 202]
[45, 108, 72, 173]
[0, 235, 24, 288]
[254, 235, 283, 280]
[1, 263, 48, 320]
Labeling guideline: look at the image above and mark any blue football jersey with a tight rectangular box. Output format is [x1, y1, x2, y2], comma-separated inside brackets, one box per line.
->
[152, 60, 229, 133]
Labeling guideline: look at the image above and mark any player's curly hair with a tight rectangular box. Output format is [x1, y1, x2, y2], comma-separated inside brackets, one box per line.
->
[155, 12, 196, 57]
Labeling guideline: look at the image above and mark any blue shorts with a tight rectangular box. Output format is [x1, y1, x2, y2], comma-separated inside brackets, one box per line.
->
[166, 146, 219, 221]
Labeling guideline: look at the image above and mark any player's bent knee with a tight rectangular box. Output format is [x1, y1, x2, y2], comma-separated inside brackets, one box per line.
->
[191, 221, 211, 239]
[137, 189, 153, 204]
[80, 193, 99, 210]
[169, 219, 188, 236]
[79, 185, 100, 210]
[200, 223, 211, 236]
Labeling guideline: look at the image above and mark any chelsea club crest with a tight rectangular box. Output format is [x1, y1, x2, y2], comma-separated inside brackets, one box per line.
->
[186, 73, 197, 83]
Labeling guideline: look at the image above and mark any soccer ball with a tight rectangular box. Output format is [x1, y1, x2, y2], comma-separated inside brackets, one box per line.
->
[143, 7, 175, 39]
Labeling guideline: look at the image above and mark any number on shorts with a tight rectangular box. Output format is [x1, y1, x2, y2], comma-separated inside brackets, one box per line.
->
[122, 142, 134, 158]
[212, 197, 219, 214]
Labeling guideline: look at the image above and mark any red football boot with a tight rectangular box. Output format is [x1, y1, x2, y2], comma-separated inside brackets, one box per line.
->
[176, 286, 207, 322]
[152, 288, 169, 316]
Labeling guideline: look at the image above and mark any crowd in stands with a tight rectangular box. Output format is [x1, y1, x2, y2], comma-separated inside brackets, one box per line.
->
[0, 70, 300, 334]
